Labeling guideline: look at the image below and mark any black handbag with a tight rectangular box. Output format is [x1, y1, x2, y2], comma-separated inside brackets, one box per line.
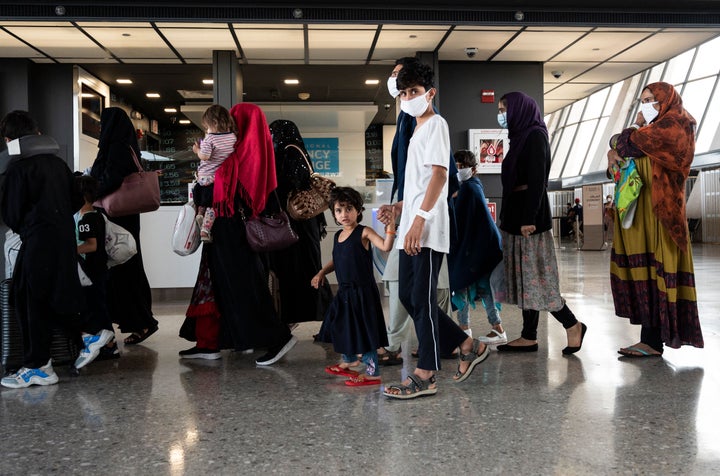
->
[244, 192, 299, 253]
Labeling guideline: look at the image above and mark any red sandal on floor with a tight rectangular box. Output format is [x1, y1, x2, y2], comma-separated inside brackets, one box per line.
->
[324, 365, 359, 378]
[344, 375, 381, 387]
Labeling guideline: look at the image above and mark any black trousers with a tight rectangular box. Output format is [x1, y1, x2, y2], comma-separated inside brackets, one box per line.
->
[15, 285, 54, 368]
[81, 273, 113, 335]
[399, 249, 468, 371]
[520, 304, 578, 341]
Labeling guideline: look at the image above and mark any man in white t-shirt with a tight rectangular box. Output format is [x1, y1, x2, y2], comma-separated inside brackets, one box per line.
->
[379, 62, 489, 400]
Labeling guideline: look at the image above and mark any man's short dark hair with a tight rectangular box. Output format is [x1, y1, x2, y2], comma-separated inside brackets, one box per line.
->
[396, 62, 434, 91]
[0, 110, 39, 140]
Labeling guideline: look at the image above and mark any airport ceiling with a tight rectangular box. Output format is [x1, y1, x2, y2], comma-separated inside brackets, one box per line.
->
[2, 1, 720, 125]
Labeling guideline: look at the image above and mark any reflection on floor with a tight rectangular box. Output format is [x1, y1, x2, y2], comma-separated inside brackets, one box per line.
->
[1, 242, 719, 474]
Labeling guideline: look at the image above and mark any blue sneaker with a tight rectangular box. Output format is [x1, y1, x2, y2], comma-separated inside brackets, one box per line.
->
[75, 329, 115, 369]
[1, 360, 59, 388]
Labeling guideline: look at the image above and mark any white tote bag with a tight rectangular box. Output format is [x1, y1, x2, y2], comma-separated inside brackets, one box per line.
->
[172, 202, 201, 256]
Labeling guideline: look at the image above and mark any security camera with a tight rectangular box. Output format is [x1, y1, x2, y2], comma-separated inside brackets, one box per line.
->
[383, 103, 391, 111]
[551, 70, 564, 79]
[465, 47, 478, 58]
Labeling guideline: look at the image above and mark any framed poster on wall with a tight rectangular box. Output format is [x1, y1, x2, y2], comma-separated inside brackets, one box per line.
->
[467, 129, 508, 174]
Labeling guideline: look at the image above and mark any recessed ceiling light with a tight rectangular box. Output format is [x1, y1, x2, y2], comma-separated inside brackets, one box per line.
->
[164, 108, 177, 113]
[202, 79, 214, 85]
[146, 93, 160, 98]
[178, 119, 191, 124]
[365, 79, 380, 85]
[116, 79, 132, 84]
[284, 79, 299, 85]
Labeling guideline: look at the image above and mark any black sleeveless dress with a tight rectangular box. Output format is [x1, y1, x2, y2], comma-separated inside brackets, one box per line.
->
[324, 225, 388, 355]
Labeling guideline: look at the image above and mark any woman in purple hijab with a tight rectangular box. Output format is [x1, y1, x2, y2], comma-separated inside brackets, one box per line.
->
[495, 92, 587, 355]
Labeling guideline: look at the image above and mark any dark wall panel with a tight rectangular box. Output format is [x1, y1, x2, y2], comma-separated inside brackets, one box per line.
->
[28, 64, 75, 165]
[439, 61, 543, 214]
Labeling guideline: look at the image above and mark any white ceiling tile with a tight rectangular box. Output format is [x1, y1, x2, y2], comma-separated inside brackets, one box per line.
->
[374, 28, 447, 57]
[5, 25, 106, 58]
[157, 26, 236, 61]
[0, 30, 47, 58]
[545, 98, 576, 113]
[440, 30, 519, 61]
[543, 62, 596, 82]
[308, 29, 375, 60]
[382, 24, 451, 31]
[544, 82, 609, 100]
[310, 24, 377, 30]
[82, 26, 176, 59]
[552, 32, 653, 62]
[494, 31, 588, 61]
[573, 62, 656, 82]
[613, 31, 720, 62]
[234, 28, 304, 61]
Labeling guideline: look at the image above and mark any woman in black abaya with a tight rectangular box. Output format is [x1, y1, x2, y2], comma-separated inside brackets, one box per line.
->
[267, 120, 331, 325]
[90, 107, 158, 345]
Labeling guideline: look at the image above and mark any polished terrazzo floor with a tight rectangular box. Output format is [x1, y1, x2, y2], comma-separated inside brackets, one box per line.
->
[1, 240, 719, 475]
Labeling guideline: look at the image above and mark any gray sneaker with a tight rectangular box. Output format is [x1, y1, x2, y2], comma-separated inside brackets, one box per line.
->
[75, 329, 115, 369]
[1, 360, 59, 388]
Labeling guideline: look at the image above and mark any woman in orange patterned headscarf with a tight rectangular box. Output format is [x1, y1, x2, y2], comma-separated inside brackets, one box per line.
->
[607, 82, 703, 357]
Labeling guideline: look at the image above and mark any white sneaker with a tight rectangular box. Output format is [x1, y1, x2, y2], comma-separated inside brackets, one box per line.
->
[75, 329, 115, 369]
[476, 329, 508, 346]
[1, 360, 59, 388]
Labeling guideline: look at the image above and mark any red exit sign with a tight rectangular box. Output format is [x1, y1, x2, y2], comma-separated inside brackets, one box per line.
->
[487, 202, 497, 222]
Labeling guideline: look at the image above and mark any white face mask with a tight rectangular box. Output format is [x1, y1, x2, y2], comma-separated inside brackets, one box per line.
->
[387, 76, 399, 98]
[457, 167, 474, 182]
[400, 93, 430, 117]
[497, 112, 508, 129]
[640, 102, 659, 124]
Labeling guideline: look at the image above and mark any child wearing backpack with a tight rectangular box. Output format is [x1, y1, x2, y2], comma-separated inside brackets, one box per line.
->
[74, 175, 116, 368]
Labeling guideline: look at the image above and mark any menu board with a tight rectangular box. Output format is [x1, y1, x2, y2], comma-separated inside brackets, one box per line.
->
[145, 157, 199, 205]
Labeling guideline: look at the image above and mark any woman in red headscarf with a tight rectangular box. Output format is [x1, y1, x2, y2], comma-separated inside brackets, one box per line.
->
[607, 82, 703, 357]
[206, 103, 297, 365]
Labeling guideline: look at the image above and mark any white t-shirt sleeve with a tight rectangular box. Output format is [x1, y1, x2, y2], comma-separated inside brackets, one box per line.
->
[422, 117, 450, 170]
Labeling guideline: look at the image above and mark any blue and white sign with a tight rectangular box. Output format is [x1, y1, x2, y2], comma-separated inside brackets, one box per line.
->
[304, 138, 339, 175]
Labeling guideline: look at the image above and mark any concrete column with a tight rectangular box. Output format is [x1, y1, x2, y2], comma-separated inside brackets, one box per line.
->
[212, 50, 243, 108]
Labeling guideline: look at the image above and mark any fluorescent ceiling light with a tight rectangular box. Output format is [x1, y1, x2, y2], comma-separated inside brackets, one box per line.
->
[164, 108, 177, 113]
[178, 119, 191, 124]
[116, 79, 132, 84]
[146, 93, 160, 98]
[202, 79, 213, 85]
[80, 93, 95, 98]
[284, 79, 299, 85]
[365, 79, 380, 85]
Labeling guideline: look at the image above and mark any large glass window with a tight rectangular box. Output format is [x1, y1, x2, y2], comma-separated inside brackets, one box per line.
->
[550, 123, 577, 179]
[681, 77, 716, 126]
[548, 33, 720, 180]
[696, 81, 720, 152]
[689, 36, 720, 81]
[664, 50, 694, 86]
[563, 119, 598, 177]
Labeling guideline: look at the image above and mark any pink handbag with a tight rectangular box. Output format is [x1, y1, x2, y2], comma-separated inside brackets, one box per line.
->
[95, 148, 160, 217]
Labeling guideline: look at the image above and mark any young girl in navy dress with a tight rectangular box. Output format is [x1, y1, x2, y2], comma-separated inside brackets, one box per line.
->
[311, 187, 396, 387]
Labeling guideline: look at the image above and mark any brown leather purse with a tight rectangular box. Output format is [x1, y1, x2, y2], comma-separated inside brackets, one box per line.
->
[244, 192, 299, 253]
[285, 144, 336, 220]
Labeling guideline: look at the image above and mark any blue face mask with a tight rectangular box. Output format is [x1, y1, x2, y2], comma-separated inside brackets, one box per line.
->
[497, 112, 508, 129]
